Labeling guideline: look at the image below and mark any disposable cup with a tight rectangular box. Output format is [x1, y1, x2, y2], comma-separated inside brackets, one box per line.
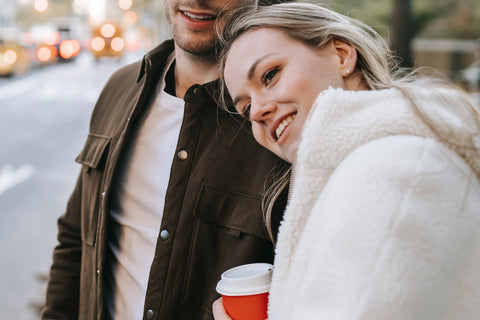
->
[216, 263, 273, 320]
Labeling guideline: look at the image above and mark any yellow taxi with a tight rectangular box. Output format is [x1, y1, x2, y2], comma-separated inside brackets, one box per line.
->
[0, 37, 32, 77]
[90, 22, 125, 61]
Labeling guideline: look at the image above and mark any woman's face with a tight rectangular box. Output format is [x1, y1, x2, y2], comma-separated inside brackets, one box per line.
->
[224, 28, 354, 163]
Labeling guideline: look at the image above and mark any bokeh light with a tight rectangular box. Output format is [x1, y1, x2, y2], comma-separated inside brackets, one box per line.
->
[118, 0, 133, 11]
[91, 37, 106, 51]
[4, 50, 18, 65]
[34, 0, 49, 13]
[123, 11, 138, 25]
[111, 37, 125, 52]
[100, 24, 116, 38]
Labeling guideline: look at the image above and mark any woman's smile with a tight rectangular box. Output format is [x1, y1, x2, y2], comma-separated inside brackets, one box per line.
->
[224, 28, 347, 162]
[274, 113, 296, 141]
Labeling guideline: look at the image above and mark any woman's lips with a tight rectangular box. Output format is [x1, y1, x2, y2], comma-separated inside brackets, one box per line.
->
[274, 113, 296, 140]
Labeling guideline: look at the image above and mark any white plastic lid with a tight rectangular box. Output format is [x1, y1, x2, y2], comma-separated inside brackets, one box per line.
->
[216, 263, 273, 296]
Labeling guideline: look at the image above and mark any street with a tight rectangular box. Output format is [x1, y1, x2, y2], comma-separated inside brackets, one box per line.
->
[0, 52, 143, 319]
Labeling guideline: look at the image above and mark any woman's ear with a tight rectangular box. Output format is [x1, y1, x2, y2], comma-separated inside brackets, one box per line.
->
[333, 40, 357, 77]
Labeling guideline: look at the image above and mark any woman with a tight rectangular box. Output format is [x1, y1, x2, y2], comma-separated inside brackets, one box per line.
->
[213, 2, 480, 320]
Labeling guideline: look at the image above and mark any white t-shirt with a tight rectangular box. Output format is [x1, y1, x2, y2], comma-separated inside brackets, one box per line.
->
[105, 53, 184, 319]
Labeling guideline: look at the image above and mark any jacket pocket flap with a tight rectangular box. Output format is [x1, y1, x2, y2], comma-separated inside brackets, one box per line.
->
[194, 184, 269, 240]
[75, 133, 111, 169]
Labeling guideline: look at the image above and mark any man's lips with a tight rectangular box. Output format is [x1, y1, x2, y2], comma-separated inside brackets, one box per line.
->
[178, 9, 217, 30]
[180, 10, 216, 21]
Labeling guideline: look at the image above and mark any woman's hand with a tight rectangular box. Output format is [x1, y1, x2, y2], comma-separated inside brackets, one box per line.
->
[212, 297, 232, 320]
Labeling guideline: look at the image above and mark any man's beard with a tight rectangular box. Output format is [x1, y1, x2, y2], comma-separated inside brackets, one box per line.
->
[172, 29, 218, 59]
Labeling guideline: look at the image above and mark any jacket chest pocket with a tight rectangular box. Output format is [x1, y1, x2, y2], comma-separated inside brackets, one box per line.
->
[75, 133, 111, 246]
[182, 184, 274, 313]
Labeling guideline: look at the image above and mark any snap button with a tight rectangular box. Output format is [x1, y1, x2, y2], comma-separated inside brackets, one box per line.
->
[145, 309, 154, 320]
[160, 229, 170, 240]
[177, 150, 188, 160]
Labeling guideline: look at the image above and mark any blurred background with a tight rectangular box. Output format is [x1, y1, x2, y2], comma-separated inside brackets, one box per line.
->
[0, 0, 479, 318]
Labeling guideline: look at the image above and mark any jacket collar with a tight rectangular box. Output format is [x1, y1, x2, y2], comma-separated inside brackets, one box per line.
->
[137, 39, 175, 82]
[136, 39, 233, 110]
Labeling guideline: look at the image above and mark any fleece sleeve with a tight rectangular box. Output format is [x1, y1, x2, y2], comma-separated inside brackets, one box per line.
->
[286, 135, 480, 320]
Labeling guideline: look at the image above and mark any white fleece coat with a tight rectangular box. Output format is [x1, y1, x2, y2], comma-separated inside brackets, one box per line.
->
[268, 87, 480, 320]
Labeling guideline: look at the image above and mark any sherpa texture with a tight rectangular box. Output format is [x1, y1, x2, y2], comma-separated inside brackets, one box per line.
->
[268, 87, 480, 320]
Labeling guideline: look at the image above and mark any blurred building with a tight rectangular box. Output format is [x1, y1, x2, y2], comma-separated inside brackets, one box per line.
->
[413, 38, 480, 91]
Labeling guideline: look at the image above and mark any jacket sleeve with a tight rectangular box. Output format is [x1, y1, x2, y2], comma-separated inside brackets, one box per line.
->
[288, 136, 480, 320]
[41, 173, 83, 319]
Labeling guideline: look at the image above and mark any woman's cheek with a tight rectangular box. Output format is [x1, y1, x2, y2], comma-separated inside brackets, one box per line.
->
[252, 125, 275, 154]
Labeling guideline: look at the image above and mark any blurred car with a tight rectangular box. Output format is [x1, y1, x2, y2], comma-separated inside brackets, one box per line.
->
[26, 24, 81, 66]
[90, 22, 125, 61]
[26, 25, 59, 66]
[0, 37, 32, 77]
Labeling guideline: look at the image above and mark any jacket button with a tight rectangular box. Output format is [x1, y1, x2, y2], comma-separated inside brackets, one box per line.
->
[145, 309, 154, 320]
[177, 150, 188, 160]
[160, 229, 170, 240]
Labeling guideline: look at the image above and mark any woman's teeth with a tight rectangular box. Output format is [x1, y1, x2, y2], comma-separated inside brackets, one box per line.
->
[275, 114, 295, 139]
[182, 11, 215, 20]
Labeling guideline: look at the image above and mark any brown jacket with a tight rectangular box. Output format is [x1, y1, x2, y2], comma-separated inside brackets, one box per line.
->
[42, 40, 288, 320]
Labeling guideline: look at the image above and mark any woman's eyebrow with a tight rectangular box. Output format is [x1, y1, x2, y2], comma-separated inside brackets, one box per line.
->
[231, 53, 278, 107]
[247, 53, 275, 80]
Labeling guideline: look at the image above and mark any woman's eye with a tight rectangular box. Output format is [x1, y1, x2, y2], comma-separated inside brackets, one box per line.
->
[262, 67, 279, 85]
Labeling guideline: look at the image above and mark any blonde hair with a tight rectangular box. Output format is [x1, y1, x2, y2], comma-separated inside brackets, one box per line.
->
[218, 2, 480, 242]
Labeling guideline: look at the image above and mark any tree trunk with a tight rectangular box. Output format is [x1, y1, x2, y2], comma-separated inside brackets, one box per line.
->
[391, 0, 414, 68]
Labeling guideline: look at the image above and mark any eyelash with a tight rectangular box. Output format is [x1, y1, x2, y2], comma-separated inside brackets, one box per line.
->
[241, 104, 251, 119]
[262, 67, 279, 85]
[240, 66, 280, 119]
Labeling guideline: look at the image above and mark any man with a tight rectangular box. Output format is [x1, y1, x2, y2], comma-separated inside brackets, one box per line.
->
[41, 0, 288, 319]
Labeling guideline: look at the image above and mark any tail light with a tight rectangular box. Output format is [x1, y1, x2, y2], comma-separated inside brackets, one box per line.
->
[37, 45, 56, 62]
[59, 40, 74, 59]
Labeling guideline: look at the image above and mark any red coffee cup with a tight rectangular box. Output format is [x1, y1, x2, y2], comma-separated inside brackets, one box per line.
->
[216, 263, 273, 320]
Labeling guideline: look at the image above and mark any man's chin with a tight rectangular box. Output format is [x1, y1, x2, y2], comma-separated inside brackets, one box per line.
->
[185, 46, 216, 58]
[174, 37, 217, 57]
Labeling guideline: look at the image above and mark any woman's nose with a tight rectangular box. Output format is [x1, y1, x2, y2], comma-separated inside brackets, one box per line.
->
[250, 99, 277, 123]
